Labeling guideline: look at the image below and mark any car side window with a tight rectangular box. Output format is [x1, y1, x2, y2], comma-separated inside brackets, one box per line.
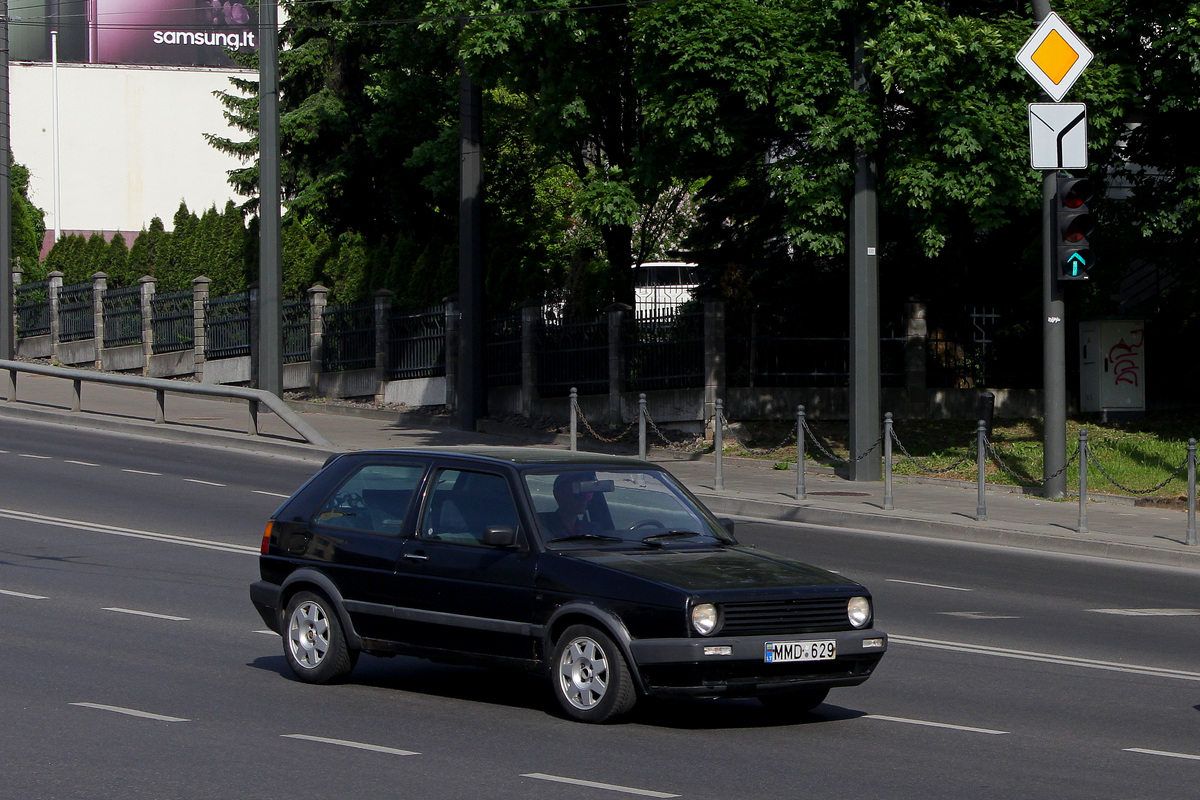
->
[421, 469, 520, 547]
[314, 463, 425, 535]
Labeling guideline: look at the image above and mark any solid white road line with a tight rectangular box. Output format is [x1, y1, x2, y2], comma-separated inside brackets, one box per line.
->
[0, 588, 49, 600]
[1124, 748, 1200, 762]
[886, 579, 973, 592]
[863, 715, 1008, 735]
[70, 703, 188, 723]
[0, 507, 258, 555]
[522, 773, 679, 798]
[281, 734, 419, 756]
[103, 607, 190, 621]
[891, 634, 1200, 682]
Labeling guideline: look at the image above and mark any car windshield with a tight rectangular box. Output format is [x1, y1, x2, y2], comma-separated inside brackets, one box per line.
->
[525, 468, 732, 547]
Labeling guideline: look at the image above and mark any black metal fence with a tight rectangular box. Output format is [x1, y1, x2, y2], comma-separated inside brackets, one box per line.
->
[102, 285, 142, 348]
[623, 308, 703, 391]
[388, 305, 444, 380]
[151, 290, 194, 354]
[283, 299, 310, 365]
[58, 283, 94, 343]
[205, 293, 251, 360]
[15, 280, 50, 337]
[322, 301, 375, 372]
[536, 313, 607, 397]
[486, 315, 521, 388]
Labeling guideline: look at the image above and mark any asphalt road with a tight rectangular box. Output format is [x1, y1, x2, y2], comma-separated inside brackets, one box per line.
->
[3, 417, 1199, 800]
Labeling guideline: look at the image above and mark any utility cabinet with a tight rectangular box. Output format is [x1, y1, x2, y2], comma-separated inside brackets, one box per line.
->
[1079, 319, 1146, 416]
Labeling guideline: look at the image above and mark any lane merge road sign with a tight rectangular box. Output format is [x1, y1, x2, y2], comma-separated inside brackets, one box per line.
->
[1029, 103, 1088, 169]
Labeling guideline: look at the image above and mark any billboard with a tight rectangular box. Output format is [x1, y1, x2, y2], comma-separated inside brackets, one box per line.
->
[11, 0, 258, 68]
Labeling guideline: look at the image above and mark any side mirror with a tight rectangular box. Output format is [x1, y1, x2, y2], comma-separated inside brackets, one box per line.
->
[717, 518, 736, 536]
[482, 525, 518, 548]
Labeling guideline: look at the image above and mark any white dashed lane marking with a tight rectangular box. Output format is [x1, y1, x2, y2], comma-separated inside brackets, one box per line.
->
[1124, 748, 1200, 761]
[184, 478, 226, 487]
[1090, 609, 1200, 616]
[282, 734, 419, 756]
[0, 588, 49, 600]
[886, 579, 973, 592]
[864, 715, 1008, 735]
[522, 773, 679, 798]
[65, 460, 100, 467]
[103, 607, 190, 621]
[121, 469, 162, 476]
[19, 454, 52, 459]
[70, 703, 189, 723]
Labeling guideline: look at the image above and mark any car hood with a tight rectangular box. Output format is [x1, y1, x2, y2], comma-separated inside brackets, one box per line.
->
[564, 546, 857, 593]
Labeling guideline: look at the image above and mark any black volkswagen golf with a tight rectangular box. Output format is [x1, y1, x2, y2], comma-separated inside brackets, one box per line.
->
[250, 447, 886, 723]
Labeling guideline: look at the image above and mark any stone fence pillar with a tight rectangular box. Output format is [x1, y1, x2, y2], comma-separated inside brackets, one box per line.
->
[308, 285, 329, 393]
[139, 276, 157, 374]
[373, 289, 395, 402]
[192, 276, 211, 381]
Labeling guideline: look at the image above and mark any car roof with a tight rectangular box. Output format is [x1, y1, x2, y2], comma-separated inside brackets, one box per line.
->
[338, 446, 652, 469]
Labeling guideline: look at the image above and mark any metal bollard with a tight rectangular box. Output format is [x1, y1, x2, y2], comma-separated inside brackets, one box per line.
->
[883, 413, 894, 510]
[569, 387, 578, 452]
[714, 398, 724, 491]
[976, 420, 988, 521]
[796, 405, 806, 500]
[638, 393, 647, 461]
[1078, 428, 1089, 534]
[1188, 439, 1197, 546]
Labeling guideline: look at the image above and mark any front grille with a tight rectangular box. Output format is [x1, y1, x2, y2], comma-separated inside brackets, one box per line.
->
[720, 597, 853, 636]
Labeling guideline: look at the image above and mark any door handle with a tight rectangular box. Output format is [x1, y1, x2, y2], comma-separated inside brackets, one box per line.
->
[403, 551, 428, 561]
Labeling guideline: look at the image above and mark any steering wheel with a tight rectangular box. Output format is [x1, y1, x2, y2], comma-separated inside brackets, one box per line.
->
[333, 491, 366, 510]
[628, 518, 666, 531]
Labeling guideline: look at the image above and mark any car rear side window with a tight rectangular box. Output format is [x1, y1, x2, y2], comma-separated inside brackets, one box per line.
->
[314, 463, 425, 535]
[420, 469, 520, 547]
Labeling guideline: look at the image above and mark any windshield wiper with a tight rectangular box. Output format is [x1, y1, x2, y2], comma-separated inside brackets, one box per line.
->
[548, 533, 625, 544]
[640, 530, 708, 547]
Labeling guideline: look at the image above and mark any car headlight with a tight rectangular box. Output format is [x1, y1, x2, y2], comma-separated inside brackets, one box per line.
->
[691, 603, 721, 636]
[847, 596, 872, 629]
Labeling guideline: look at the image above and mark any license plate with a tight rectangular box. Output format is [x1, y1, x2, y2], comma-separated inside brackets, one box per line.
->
[764, 640, 836, 663]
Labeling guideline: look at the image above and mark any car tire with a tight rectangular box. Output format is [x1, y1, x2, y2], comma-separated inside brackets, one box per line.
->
[552, 624, 637, 723]
[283, 590, 357, 684]
[759, 687, 830, 715]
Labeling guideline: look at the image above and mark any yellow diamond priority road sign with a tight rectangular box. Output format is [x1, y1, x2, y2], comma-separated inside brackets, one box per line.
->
[1016, 12, 1093, 102]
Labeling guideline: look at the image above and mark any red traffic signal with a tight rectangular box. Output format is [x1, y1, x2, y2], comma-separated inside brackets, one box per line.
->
[1056, 173, 1095, 281]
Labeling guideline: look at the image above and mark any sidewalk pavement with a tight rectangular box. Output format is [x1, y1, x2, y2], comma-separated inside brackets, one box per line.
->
[2, 369, 1197, 571]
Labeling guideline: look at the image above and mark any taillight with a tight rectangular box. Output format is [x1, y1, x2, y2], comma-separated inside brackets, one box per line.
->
[260, 521, 274, 555]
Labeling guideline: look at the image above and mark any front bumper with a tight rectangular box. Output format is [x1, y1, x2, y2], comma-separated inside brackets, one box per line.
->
[629, 629, 887, 698]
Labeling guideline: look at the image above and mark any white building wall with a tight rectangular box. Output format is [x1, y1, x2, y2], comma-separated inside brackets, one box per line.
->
[10, 61, 251, 235]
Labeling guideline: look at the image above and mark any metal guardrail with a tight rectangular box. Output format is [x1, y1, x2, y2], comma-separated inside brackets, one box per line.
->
[0, 359, 332, 448]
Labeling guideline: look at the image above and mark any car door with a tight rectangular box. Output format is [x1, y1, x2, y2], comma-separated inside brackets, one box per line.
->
[393, 464, 539, 663]
[297, 458, 429, 642]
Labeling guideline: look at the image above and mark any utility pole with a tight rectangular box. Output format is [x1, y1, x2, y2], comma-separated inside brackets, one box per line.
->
[1032, 0, 1066, 498]
[0, 0, 12, 361]
[457, 61, 485, 431]
[848, 17, 881, 481]
[257, 0, 283, 397]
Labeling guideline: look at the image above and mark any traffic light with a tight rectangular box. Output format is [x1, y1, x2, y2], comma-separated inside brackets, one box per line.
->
[1056, 172, 1095, 281]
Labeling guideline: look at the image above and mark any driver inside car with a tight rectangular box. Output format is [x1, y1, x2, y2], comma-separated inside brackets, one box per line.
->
[541, 472, 604, 539]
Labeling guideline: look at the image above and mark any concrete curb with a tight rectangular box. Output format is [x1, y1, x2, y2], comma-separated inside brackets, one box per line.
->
[696, 492, 1200, 570]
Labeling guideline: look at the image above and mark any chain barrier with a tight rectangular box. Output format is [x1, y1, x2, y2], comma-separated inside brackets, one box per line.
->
[888, 428, 977, 474]
[717, 413, 796, 456]
[984, 436, 1078, 487]
[642, 408, 677, 448]
[1087, 447, 1189, 496]
[799, 416, 881, 465]
[570, 398, 675, 447]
